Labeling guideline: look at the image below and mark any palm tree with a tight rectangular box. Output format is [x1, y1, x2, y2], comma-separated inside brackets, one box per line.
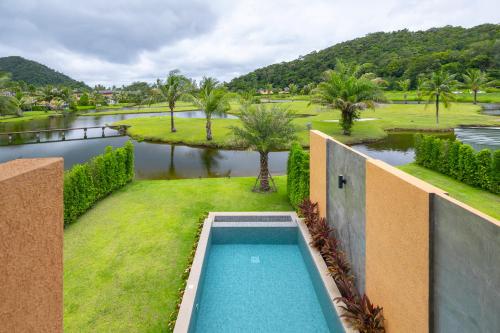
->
[231, 104, 297, 192]
[156, 70, 192, 132]
[422, 70, 458, 126]
[415, 76, 425, 104]
[190, 77, 229, 141]
[312, 62, 384, 135]
[397, 79, 411, 104]
[288, 83, 298, 101]
[462, 69, 489, 104]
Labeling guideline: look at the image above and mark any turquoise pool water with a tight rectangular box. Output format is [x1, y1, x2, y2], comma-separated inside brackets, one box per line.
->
[191, 227, 345, 333]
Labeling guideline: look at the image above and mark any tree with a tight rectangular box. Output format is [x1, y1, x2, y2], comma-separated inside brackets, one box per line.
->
[190, 77, 230, 141]
[288, 83, 298, 101]
[51, 98, 66, 113]
[312, 62, 384, 135]
[0, 72, 22, 116]
[231, 104, 297, 192]
[397, 79, 411, 104]
[156, 70, 192, 132]
[78, 92, 90, 106]
[415, 76, 425, 104]
[301, 83, 316, 95]
[462, 69, 489, 104]
[422, 70, 458, 126]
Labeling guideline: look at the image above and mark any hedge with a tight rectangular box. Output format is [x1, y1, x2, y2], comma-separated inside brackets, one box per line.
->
[414, 134, 499, 194]
[287, 143, 310, 208]
[64, 141, 134, 224]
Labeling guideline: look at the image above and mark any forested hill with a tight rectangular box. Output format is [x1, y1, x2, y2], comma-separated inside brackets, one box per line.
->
[228, 24, 500, 90]
[0, 56, 89, 89]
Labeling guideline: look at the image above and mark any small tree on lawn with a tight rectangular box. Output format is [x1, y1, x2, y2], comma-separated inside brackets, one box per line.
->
[462, 69, 489, 105]
[312, 61, 384, 136]
[156, 70, 192, 132]
[397, 79, 411, 104]
[422, 70, 458, 126]
[231, 104, 296, 192]
[288, 83, 298, 101]
[191, 77, 229, 141]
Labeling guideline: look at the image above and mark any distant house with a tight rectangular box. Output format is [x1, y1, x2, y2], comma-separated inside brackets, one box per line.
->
[1, 91, 15, 97]
[258, 89, 273, 95]
[99, 90, 117, 104]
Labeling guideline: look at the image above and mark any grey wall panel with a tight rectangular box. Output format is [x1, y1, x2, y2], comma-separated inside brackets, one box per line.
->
[326, 140, 366, 294]
[433, 195, 500, 333]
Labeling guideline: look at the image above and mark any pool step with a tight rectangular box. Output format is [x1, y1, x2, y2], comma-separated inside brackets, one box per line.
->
[210, 212, 298, 228]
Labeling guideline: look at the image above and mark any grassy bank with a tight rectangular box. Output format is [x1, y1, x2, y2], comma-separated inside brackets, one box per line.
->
[0, 111, 63, 123]
[64, 176, 292, 332]
[78, 101, 199, 116]
[114, 103, 498, 149]
[399, 163, 500, 220]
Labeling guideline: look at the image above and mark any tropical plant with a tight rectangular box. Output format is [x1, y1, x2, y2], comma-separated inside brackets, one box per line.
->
[156, 70, 192, 132]
[422, 70, 458, 125]
[415, 76, 425, 104]
[231, 104, 297, 192]
[288, 83, 298, 101]
[312, 61, 384, 135]
[336, 294, 385, 333]
[51, 98, 66, 113]
[0, 72, 22, 116]
[462, 69, 489, 104]
[191, 77, 230, 141]
[301, 82, 316, 95]
[397, 79, 411, 104]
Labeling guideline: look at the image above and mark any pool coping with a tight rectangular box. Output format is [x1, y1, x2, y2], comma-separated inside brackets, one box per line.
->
[173, 212, 356, 333]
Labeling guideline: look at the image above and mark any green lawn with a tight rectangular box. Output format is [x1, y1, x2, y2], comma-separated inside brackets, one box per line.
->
[399, 163, 500, 220]
[385, 90, 500, 103]
[0, 110, 63, 123]
[64, 177, 292, 332]
[114, 102, 498, 148]
[78, 101, 199, 116]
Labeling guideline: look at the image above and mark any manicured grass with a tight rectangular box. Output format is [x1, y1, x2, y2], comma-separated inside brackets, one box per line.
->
[78, 101, 199, 116]
[114, 102, 498, 149]
[0, 111, 63, 123]
[64, 177, 292, 332]
[399, 163, 500, 220]
[385, 90, 500, 103]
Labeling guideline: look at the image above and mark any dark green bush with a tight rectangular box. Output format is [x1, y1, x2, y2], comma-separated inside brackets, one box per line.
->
[414, 134, 498, 194]
[64, 141, 134, 225]
[287, 143, 310, 209]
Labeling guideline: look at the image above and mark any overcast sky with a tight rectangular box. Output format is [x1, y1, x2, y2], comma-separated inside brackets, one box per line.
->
[0, 0, 498, 87]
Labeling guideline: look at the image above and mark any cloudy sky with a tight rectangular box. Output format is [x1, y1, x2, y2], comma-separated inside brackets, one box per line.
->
[0, 0, 498, 87]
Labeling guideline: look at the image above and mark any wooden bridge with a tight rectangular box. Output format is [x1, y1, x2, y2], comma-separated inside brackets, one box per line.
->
[0, 125, 130, 145]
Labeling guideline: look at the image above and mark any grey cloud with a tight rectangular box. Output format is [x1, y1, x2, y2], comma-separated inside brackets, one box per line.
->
[0, 0, 217, 63]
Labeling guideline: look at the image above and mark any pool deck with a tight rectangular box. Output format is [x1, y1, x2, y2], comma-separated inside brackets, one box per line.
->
[173, 212, 356, 333]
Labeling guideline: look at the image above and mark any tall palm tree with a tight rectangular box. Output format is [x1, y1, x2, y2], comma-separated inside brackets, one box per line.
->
[190, 77, 229, 141]
[462, 69, 489, 105]
[312, 62, 384, 135]
[231, 104, 296, 192]
[157, 70, 192, 132]
[422, 70, 458, 125]
[397, 79, 411, 104]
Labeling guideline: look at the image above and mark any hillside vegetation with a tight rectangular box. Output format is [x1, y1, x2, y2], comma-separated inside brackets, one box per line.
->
[0, 56, 89, 89]
[228, 24, 500, 90]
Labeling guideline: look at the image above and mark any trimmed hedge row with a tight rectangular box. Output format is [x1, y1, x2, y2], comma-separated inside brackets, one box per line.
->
[64, 141, 134, 224]
[414, 134, 499, 194]
[287, 143, 310, 208]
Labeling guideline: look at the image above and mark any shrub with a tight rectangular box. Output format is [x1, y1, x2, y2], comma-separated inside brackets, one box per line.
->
[64, 141, 134, 224]
[287, 143, 310, 208]
[414, 134, 498, 194]
[299, 198, 385, 332]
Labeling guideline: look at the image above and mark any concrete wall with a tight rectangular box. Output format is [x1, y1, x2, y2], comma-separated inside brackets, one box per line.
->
[326, 139, 367, 294]
[0, 158, 63, 333]
[309, 130, 328, 218]
[432, 193, 500, 333]
[309, 130, 500, 333]
[365, 160, 444, 333]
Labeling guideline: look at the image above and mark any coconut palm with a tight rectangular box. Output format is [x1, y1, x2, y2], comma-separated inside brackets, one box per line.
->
[422, 70, 458, 125]
[231, 104, 296, 192]
[462, 69, 489, 104]
[312, 62, 384, 135]
[156, 70, 192, 132]
[397, 79, 411, 104]
[190, 77, 229, 141]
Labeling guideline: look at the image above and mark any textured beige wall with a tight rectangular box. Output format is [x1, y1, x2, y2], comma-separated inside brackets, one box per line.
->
[309, 130, 329, 218]
[365, 159, 445, 333]
[0, 158, 63, 333]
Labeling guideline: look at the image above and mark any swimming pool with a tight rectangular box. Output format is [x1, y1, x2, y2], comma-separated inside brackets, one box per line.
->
[174, 213, 352, 333]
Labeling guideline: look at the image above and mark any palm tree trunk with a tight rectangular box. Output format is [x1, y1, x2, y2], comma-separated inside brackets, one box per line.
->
[435, 94, 440, 126]
[259, 152, 270, 191]
[206, 117, 212, 141]
[170, 106, 176, 132]
[473, 90, 477, 105]
[404, 93, 407, 104]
